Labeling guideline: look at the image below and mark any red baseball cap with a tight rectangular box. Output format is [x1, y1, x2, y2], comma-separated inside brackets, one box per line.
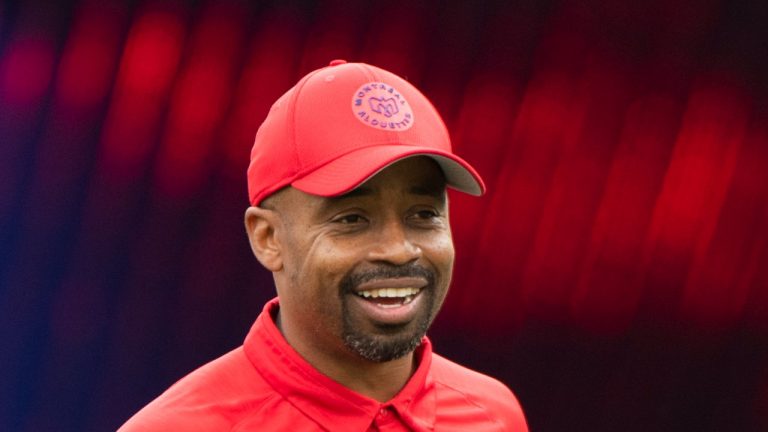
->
[247, 59, 485, 206]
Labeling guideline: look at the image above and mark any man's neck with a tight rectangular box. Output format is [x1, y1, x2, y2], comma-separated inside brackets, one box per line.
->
[321, 350, 417, 402]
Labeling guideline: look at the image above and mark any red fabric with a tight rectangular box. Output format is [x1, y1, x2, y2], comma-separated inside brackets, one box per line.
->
[119, 298, 528, 431]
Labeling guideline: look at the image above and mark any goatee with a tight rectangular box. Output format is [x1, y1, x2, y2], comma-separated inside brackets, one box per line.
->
[339, 263, 437, 362]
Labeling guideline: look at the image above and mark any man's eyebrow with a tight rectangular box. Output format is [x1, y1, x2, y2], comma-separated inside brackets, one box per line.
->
[334, 184, 445, 199]
[315, 187, 373, 215]
[409, 184, 446, 200]
[329, 186, 374, 202]
[322, 182, 445, 208]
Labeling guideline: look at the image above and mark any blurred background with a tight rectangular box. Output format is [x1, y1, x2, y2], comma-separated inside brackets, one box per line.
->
[1, 0, 767, 430]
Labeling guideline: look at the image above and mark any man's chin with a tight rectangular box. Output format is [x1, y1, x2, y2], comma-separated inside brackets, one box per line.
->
[340, 282, 437, 362]
[342, 329, 426, 363]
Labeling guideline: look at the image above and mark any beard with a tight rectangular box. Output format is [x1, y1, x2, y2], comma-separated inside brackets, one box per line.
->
[338, 263, 438, 362]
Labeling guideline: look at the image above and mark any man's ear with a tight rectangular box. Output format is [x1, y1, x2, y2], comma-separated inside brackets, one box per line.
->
[244, 206, 283, 272]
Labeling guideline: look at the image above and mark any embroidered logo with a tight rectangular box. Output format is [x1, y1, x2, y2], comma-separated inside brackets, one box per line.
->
[351, 82, 414, 131]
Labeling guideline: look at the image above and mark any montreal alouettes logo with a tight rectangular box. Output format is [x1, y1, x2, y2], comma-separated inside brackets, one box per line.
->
[351, 82, 414, 130]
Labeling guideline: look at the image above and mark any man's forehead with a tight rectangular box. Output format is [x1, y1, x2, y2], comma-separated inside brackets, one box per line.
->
[331, 183, 445, 202]
[332, 157, 447, 200]
[261, 157, 447, 210]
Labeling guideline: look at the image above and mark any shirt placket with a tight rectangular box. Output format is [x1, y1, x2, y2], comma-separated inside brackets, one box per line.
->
[368, 404, 408, 432]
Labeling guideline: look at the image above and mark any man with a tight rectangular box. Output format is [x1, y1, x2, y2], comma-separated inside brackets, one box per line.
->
[120, 60, 528, 431]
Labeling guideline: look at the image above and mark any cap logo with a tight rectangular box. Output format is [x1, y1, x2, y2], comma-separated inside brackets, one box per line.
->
[352, 82, 414, 131]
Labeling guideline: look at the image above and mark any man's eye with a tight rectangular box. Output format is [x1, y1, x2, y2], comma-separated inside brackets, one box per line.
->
[335, 214, 365, 224]
[415, 210, 439, 219]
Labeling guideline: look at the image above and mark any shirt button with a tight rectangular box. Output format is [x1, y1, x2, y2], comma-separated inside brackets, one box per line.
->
[379, 407, 388, 417]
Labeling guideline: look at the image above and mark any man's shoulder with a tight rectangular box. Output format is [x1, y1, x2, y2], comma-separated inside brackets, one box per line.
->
[430, 352, 518, 400]
[118, 347, 276, 431]
[430, 352, 528, 430]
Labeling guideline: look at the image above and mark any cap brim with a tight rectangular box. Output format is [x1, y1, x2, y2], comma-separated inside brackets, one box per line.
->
[291, 145, 486, 198]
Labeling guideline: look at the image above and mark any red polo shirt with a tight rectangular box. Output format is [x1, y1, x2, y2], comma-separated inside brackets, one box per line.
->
[119, 298, 528, 431]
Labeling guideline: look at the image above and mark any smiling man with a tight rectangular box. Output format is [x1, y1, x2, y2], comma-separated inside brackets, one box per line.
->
[120, 60, 528, 431]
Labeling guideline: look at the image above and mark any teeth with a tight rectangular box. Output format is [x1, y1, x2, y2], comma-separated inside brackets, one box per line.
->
[357, 287, 421, 299]
[376, 294, 416, 308]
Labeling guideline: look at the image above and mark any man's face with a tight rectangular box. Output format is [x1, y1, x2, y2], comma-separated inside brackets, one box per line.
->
[271, 157, 454, 363]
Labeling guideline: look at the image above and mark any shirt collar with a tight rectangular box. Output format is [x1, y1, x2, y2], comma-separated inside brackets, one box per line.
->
[244, 297, 437, 431]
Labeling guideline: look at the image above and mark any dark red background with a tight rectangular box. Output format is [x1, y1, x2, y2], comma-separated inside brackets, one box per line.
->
[1, 0, 767, 430]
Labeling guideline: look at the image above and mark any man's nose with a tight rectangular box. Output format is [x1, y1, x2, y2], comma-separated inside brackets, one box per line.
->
[367, 219, 422, 265]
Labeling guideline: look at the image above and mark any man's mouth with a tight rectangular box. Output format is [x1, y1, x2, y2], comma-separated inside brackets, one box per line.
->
[354, 287, 422, 308]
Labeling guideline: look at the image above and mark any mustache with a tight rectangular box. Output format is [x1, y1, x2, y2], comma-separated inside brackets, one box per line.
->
[340, 263, 436, 294]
